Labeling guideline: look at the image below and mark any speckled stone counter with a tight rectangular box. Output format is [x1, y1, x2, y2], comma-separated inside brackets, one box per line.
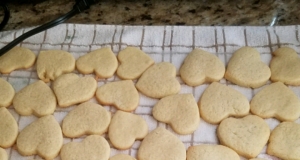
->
[1, 0, 300, 31]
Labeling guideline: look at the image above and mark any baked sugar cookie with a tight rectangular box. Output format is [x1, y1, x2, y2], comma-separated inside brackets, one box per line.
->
[186, 144, 240, 160]
[225, 47, 271, 88]
[0, 46, 36, 74]
[251, 82, 300, 121]
[136, 62, 180, 99]
[199, 82, 250, 124]
[249, 158, 266, 160]
[138, 127, 186, 160]
[109, 154, 136, 160]
[0, 148, 7, 160]
[37, 50, 75, 82]
[270, 47, 300, 85]
[108, 110, 148, 150]
[117, 47, 154, 80]
[62, 102, 111, 138]
[152, 93, 200, 134]
[180, 48, 225, 86]
[17, 115, 63, 159]
[0, 78, 14, 108]
[267, 122, 300, 160]
[60, 135, 110, 160]
[96, 80, 139, 111]
[13, 80, 56, 117]
[0, 107, 18, 148]
[217, 115, 270, 158]
[52, 73, 97, 107]
[76, 47, 118, 79]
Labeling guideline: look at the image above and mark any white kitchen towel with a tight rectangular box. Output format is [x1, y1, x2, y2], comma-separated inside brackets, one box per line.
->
[1, 24, 300, 160]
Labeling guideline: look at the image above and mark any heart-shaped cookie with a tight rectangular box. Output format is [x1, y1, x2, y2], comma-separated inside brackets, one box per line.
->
[13, 80, 56, 117]
[60, 135, 110, 160]
[0, 46, 36, 74]
[251, 82, 300, 121]
[270, 47, 300, 85]
[0, 78, 14, 108]
[152, 93, 200, 134]
[37, 50, 75, 82]
[117, 47, 154, 80]
[199, 82, 250, 124]
[136, 62, 181, 99]
[267, 122, 300, 160]
[52, 73, 97, 107]
[76, 47, 118, 79]
[0, 107, 18, 148]
[16, 115, 63, 159]
[225, 47, 271, 88]
[186, 144, 240, 160]
[96, 80, 139, 111]
[62, 102, 111, 138]
[138, 127, 186, 160]
[180, 48, 225, 86]
[109, 154, 136, 160]
[0, 147, 7, 160]
[108, 110, 148, 149]
[217, 115, 270, 158]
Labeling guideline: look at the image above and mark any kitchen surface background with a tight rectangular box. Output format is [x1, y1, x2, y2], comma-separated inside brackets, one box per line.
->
[1, 0, 299, 31]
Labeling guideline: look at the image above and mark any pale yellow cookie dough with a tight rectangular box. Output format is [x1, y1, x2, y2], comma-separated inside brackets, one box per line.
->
[0, 107, 18, 148]
[251, 82, 300, 121]
[217, 115, 270, 159]
[199, 82, 250, 124]
[225, 47, 271, 88]
[36, 50, 75, 82]
[270, 47, 300, 85]
[136, 62, 181, 99]
[138, 127, 186, 160]
[13, 80, 56, 117]
[60, 135, 110, 160]
[108, 110, 148, 150]
[0, 78, 14, 108]
[0, 46, 36, 74]
[96, 80, 139, 111]
[52, 73, 97, 107]
[117, 47, 154, 80]
[62, 102, 111, 138]
[17, 115, 63, 159]
[186, 144, 240, 160]
[76, 47, 118, 79]
[0, 148, 7, 160]
[267, 122, 300, 160]
[109, 154, 136, 160]
[152, 93, 200, 134]
[180, 48, 225, 86]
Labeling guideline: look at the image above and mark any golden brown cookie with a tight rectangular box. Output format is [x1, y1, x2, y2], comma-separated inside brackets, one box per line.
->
[0, 107, 18, 148]
[180, 48, 225, 86]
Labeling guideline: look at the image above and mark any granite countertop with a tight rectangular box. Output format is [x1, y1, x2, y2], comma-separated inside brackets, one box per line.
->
[1, 0, 300, 31]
